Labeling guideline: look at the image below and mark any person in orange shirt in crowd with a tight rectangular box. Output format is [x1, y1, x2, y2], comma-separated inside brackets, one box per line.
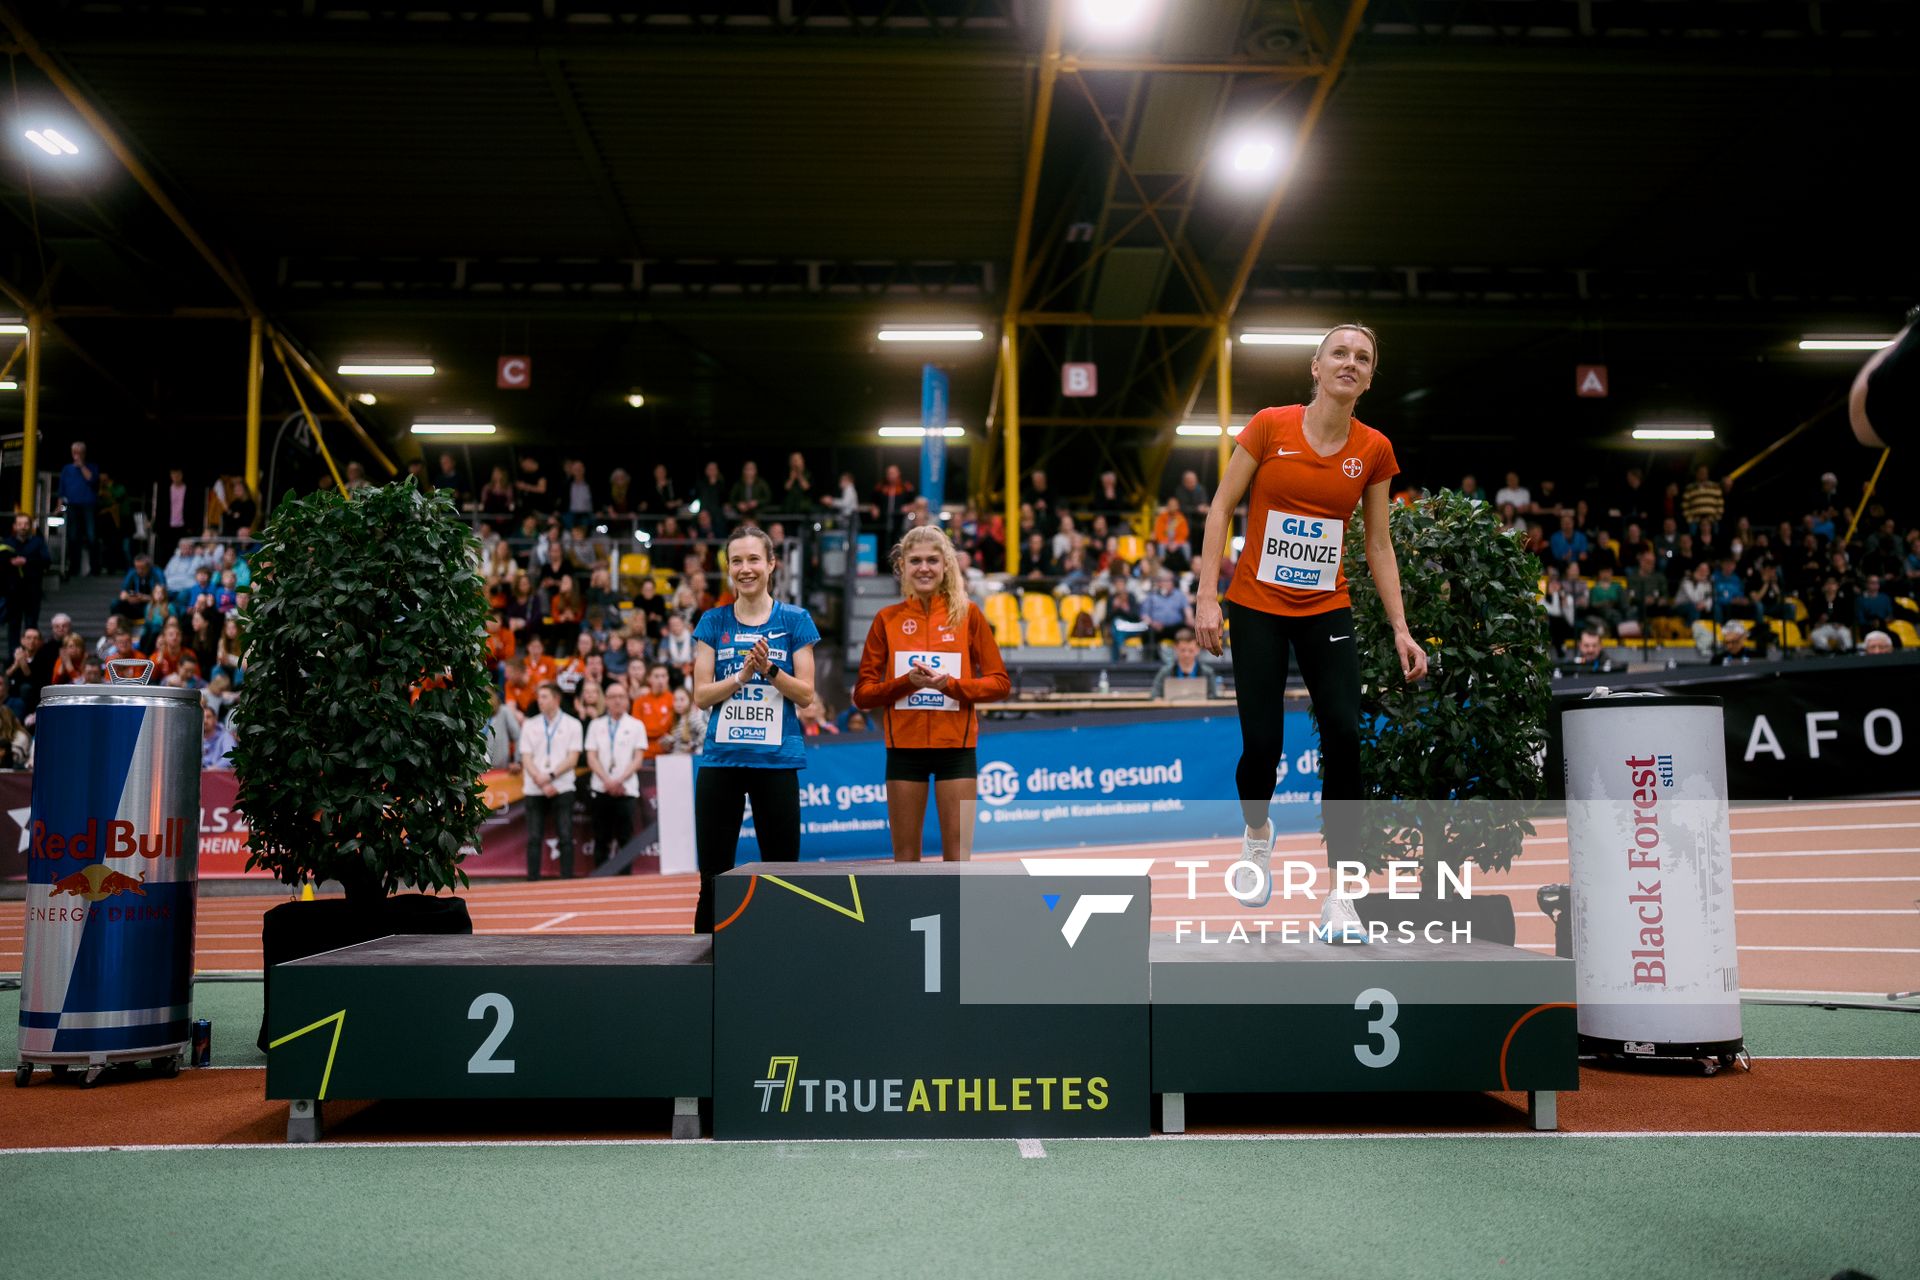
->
[147, 619, 189, 681]
[484, 615, 516, 672]
[51, 633, 87, 685]
[521, 634, 558, 692]
[854, 526, 1010, 861]
[502, 658, 534, 713]
[633, 662, 678, 757]
[1193, 323, 1428, 939]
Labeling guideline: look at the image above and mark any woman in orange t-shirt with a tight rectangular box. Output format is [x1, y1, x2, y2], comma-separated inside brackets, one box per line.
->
[633, 662, 678, 757]
[854, 526, 1009, 861]
[1193, 323, 1428, 933]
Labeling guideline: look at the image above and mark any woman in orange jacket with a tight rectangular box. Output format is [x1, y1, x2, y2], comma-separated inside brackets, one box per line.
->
[854, 526, 1010, 861]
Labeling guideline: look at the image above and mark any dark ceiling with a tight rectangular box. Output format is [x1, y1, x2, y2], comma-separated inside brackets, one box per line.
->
[1, 0, 1915, 507]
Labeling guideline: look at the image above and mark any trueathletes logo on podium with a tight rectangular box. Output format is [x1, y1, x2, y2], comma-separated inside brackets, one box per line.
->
[753, 1055, 1111, 1116]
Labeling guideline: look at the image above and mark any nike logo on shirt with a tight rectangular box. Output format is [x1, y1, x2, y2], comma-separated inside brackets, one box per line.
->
[1275, 448, 1302, 457]
[1329, 634, 1350, 642]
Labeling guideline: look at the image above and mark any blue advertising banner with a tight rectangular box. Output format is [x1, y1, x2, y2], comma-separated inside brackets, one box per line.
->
[727, 711, 1323, 862]
[919, 362, 948, 510]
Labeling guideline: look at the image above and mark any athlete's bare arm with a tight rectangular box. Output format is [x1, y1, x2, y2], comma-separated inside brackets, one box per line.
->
[1361, 481, 1428, 682]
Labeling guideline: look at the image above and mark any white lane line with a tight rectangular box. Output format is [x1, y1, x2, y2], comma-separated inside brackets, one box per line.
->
[2, 1131, 1916, 1156]
[1016, 1138, 1047, 1159]
[528, 912, 580, 932]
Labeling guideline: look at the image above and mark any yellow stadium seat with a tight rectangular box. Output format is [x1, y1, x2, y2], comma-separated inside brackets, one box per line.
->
[1789, 597, 1808, 623]
[1896, 597, 1919, 616]
[990, 612, 1021, 649]
[1779, 620, 1808, 649]
[1025, 614, 1064, 647]
[1891, 620, 1920, 650]
[985, 593, 1020, 630]
[1059, 593, 1094, 628]
[1114, 535, 1145, 564]
[1020, 593, 1059, 629]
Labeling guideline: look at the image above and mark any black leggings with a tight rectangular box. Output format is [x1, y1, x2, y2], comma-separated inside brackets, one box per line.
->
[1227, 601, 1362, 863]
[693, 766, 801, 933]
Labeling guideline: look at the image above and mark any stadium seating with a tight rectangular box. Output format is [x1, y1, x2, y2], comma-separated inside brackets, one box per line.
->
[1060, 594, 1100, 648]
[1021, 593, 1064, 647]
[1891, 620, 1920, 650]
[984, 593, 1022, 648]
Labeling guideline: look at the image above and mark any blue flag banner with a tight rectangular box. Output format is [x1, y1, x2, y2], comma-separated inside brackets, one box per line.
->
[725, 711, 1324, 862]
[919, 362, 949, 510]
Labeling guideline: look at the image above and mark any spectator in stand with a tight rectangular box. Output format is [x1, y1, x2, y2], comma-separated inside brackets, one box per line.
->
[828, 470, 860, 519]
[155, 468, 198, 565]
[871, 464, 915, 545]
[1586, 566, 1626, 634]
[479, 466, 516, 533]
[167, 655, 207, 693]
[782, 452, 812, 512]
[1152, 498, 1191, 570]
[1710, 557, 1755, 627]
[605, 468, 636, 524]
[483, 685, 521, 771]
[634, 663, 677, 757]
[1091, 471, 1126, 516]
[729, 460, 772, 525]
[502, 657, 533, 713]
[1548, 514, 1589, 575]
[692, 461, 728, 529]
[1626, 549, 1669, 625]
[139, 586, 175, 652]
[111, 554, 157, 624]
[200, 703, 237, 770]
[1026, 470, 1055, 536]
[95, 470, 129, 573]
[646, 463, 680, 516]
[1527, 478, 1564, 522]
[1862, 630, 1895, 655]
[1151, 627, 1218, 698]
[1617, 522, 1651, 566]
[1560, 626, 1616, 675]
[1542, 567, 1580, 649]
[4, 515, 50, 649]
[562, 459, 595, 529]
[51, 633, 87, 686]
[1170, 469, 1208, 522]
[1809, 577, 1854, 652]
[1856, 574, 1894, 632]
[662, 685, 706, 755]
[6, 627, 49, 717]
[149, 620, 190, 681]
[513, 454, 550, 519]
[1748, 564, 1790, 651]
[797, 699, 837, 739]
[432, 452, 464, 503]
[1494, 472, 1530, 511]
[659, 612, 696, 677]
[1710, 620, 1757, 666]
[1682, 464, 1725, 531]
[631, 577, 667, 641]
[1138, 569, 1194, 648]
[0, 705, 28, 768]
[521, 634, 558, 694]
[218, 481, 257, 537]
[1459, 474, 1483, 503]
[518, 682, 584, 880]
[1674, 562, 1715, 625]
[1049, 512, 1079, 568]
[58, 441, 101, 576]
[1056, 549, 1092, 596]
[202, 671, 238, 719]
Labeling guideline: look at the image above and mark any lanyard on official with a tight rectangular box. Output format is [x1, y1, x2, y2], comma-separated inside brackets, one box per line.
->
[542, 715, 559, 770]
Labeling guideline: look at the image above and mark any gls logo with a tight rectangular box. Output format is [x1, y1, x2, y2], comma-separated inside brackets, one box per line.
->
[1279, 516, 1325, 539]
[1020, 857, 1154, 947]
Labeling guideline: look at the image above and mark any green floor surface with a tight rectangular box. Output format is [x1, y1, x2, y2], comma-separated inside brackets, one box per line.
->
[2, 1136, 1915, 1280]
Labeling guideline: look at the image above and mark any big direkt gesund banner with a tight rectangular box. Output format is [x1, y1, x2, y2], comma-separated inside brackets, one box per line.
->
[731, 710, 1325, 862]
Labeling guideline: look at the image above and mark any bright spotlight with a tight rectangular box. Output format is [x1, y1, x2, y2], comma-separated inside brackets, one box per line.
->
[626, 391, 646, 408]
[355, 392, 378, 406]
[1077, 0, 1155, 37]
[1220, 130, 1286, 186]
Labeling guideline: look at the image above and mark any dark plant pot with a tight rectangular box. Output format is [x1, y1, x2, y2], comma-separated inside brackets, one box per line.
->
[1355, 886, 1516, 947]
[256, 894, 472, 1051]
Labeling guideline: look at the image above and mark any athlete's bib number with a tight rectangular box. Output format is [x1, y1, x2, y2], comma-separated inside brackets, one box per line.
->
[894, 651, 960, 711]
[717, 681, 785, 746]
[1257, 508, 1344, 592]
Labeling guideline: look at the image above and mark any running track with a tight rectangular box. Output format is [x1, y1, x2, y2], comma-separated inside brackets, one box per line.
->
[2, 798, 1913, 995]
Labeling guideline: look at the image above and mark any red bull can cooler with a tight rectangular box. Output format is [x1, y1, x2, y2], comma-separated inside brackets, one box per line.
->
[17, 660, 201, 1082]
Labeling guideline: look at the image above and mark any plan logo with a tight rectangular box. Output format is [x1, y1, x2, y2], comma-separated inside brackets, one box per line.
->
[1020, 857, 1153, 947]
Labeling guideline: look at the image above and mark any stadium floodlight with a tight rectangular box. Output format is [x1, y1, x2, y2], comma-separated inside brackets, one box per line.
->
[1237, 331, 1321, 347]
[0, 323, 27, 335]
[626, 391, 646, 408]
[1220, 129, 1287, 186]
[1797, 336, 1893, 352]
[355, 392, 377, 405]
[0, 381, 16, 391]
[1175, 424, 1223, 437]
[876, 327, 985, 343]
[1632, 426, 1715, 441]
[24, 129, 78, 156]
[1077, 0, 1156, 38]
[338, 362, 436, 376]
[878, 425, 967, 438]
[411, 422, 496, 436]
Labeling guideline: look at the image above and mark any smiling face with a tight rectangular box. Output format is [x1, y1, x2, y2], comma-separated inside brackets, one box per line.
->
[902, 542, 944, 597]
[1310, 327, 1377, 403]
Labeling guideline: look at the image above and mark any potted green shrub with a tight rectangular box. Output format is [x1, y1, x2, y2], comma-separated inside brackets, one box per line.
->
[1336, 488, 1555, 944]
[232, 479, 493, 1044]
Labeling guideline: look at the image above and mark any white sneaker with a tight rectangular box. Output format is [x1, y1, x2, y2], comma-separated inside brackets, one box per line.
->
[1231, 826, 1273, 908]
[1318, 893, 1370, 944]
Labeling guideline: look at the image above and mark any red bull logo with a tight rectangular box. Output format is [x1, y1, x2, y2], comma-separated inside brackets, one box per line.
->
[49, 864, 149, 903]
[29, 817, 191, 861]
